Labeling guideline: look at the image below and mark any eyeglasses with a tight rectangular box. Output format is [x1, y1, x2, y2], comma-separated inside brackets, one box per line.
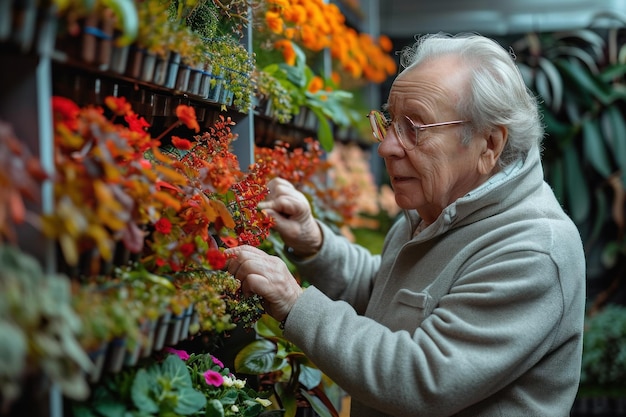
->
[368, 110, 468, 150]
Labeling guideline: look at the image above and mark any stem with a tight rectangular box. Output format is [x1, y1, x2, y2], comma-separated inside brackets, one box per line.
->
[154, 121, 181, 142]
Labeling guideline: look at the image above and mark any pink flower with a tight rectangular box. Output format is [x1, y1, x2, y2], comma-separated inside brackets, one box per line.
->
[164, 347, 189, 361]
[203, 369, 224, 387]
[211, 355, 224, 368]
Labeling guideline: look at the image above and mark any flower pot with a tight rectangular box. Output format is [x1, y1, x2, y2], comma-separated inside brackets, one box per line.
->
[165, 311, 184, 346]
[165, 52, 181, 89]
[207, 76, 224, 103]
[179, 304, 194, 341]
[152, 51, 170, 86]
[110, 44, 130, 74]
[81, 12, 114, 70]
[175, 64, 191, 92]
[141, 318, 157, 358]
[124, 340, 142, 368]
[105, 337, 127, 373]
[140, 51, 157, 83]
[153, 310, 172, 351]
[125, 46, 144, 79]
[87, 342, 108, 383]
[188, 66, 204, 95]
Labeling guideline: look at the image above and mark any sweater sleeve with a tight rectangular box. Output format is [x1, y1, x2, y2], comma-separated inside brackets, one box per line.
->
[283, 251, 567, 417]
[288, 221, 381, 314]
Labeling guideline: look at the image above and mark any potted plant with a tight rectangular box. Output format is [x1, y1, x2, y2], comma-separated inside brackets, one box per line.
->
[70, 349, 273, 417]
[0, 245, 93, 412]
[573, 303, 626, 414]
[235, 315, 342, 417]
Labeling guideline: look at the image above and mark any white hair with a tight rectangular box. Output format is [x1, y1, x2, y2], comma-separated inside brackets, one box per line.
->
[400, 33, 543, 167]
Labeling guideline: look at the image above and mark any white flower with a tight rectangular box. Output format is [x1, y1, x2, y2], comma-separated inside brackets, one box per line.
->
[255, 397, 272, 407]
[231, 405, 239, 413]
[233, 378, 246, 389]
[222, 375, 234, 387]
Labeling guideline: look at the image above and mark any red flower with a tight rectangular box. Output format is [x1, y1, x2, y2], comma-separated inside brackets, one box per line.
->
[175, 105, 200, 133]
[105, 96, 132, 116]
[180, 242, 195, 257]
[207, 249, 227, 270]
[171, 136, 193, 150]
[155, 218, 172, 234]
[203, 370, 224, 387]
[51, 96, 80, 131]
[125, 112, 151, 133]
[220, 236, 239, 248]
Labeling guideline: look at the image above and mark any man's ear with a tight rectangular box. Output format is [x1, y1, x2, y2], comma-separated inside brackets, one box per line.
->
[478, 125, 507, 175]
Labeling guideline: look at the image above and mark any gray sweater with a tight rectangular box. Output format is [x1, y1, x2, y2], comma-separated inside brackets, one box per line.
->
[284, 146, 586, 417]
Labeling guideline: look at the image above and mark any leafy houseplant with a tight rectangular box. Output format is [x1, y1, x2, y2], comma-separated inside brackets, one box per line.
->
[513, 24, 626, 311]
[580, 303, 626, 397]
[72, 350, 272, 417]
[0, 245, 93, 410]
[235, 315, 342, 417]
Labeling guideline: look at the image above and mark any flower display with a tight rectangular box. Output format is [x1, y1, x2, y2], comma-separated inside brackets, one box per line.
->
[72, 351, 271, 417]
[257, 0, 397, 84]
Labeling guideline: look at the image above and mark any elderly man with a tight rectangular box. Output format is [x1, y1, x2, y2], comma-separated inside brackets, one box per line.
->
[227, 33, 585, 417]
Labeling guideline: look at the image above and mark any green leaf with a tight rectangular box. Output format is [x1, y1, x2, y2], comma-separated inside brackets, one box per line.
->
[255, 314, 282, 338]
[161, 354, 193, 387]
[131, 369, 159, 413]
[298, 366, 322, 390]
[313, 108, 334, 152]
[557, 59, 612, 105]
[234, 339, 286, 374]
[275, 383, 297, 417]
[172, 387, 206, 415]
[101, 0, 138, 47]
[599, 63, 626, 82]
[563, 146, 590, 224]
[299, 389, 333, 417]
[540, 104, 571, 139]
[547, 155, 565, 204]
[206, 399, 225, 417]
[582, 118, 612, 178]
[603, 106, 626, 186]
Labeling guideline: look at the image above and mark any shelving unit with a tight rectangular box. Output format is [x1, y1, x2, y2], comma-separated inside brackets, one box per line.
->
[0, 2, 385, 416]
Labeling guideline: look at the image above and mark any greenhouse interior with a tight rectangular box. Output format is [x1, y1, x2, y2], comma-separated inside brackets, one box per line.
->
[1, 0, 626, 416]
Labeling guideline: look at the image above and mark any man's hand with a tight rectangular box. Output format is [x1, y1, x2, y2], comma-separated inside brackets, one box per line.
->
[259, 177, 323, 257]
[225, 245, 303, 322]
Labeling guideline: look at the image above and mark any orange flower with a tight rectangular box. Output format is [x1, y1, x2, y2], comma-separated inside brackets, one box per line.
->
[307, 76, 324, 94]
[285, 4, 307, 24]
[379, 34, 393, 52]
[175, 105, 200, 132]
[172, 136, 193, 150]
[265, 11, 283, 34]
[104, 96, 132, 116]
[274, 40, 296, 66]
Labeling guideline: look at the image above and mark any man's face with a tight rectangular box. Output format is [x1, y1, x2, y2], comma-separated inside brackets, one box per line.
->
[377, 55, 491, 224]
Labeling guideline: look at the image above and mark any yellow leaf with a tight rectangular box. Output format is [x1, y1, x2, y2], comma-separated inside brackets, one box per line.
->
[153, 191, 182, 211]
[212, 200, 235, 229]
[86, 224, 114, 261]
[59, 233, 79, 266]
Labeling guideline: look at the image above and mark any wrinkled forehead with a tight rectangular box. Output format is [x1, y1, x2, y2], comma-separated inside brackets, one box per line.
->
[388, 55, 471, 114]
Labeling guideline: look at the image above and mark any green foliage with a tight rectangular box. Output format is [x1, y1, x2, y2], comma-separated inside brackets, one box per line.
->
[0, 245, 92, 405]
[580, 304, 626, 396]
[73, 352, 272, 417]
[74, 355, 206, 416]
[235, 315, 341, 417]
[514, 25, 626, 294]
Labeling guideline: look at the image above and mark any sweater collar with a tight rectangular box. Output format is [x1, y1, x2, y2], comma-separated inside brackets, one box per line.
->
[407, 146, 543, 239]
